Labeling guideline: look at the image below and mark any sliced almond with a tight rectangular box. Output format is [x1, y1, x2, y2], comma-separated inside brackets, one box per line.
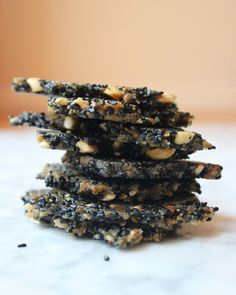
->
[146, 148, 176, 160]
[174, 131, 195, 145]
[126, 229, 143, 243]
[9, 116, 18, 125]
[163, 131, 170, 137]
[36, 135, 50, 149]
[132, 205, 142, 211]
[53, 218, 68, 229]
[129, 184, 139, 197]
[63, 116, 77, 130]
[26, 77, 43, 92]
[76, 140, 98, 154]
[104, 233, 115, 243]
[103, 85, 123, 100]
[24, 203, 33, 214]
[153, 233, 162, 242]
[55, 97, 69, 106]
[73, 98, 89, 109]
[103, 192, 116, 201]
[195, 164, 204, 175]
[158, 92, 176, 103]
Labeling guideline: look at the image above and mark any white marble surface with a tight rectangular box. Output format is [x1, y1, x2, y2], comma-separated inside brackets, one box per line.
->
[0, 124, 236, 295]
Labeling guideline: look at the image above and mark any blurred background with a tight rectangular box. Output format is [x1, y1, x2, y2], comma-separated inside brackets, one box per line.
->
[0, 0, 235, 127]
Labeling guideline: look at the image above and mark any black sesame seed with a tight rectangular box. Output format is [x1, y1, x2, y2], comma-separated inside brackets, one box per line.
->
[17, 243, 27, 248]
[106, 107, 115, 115]
[104, 255, 110, 261]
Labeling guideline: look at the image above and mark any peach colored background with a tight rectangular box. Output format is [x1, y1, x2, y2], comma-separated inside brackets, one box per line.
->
[1, 0, 235, 127]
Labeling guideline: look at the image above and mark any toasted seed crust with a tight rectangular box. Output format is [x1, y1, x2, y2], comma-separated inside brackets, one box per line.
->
[13, 77, 176, 108]
[47, 96, 192, 126]
[9, 112, 52, 129]
[13, 77, 193, 126]
[22, 189, 217, 247]
[37, 163, 201, 202]
[10, 112, 213, 151]
[36, 129, 195, 160]
[23, 200, 176, 247]
[62, 153, 223, 179]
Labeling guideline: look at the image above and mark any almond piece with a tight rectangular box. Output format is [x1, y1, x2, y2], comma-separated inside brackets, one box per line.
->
[146, 148, 176, 160]
[76, 140, 98, 154]
[158, 92, 176, 103]
[174, 131, 195, 145]
[55, 97, 69, 106]
[104, 85, 123, 99]
[27, 78, 43, 92]
[73, 98, 89, 109]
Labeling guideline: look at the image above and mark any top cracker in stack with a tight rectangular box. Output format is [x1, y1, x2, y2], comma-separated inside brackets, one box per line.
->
[10, 77, 222, 248]
[12, 77, 192, 126]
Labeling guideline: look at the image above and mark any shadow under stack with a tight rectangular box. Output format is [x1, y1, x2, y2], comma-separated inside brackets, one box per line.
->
[10, 77, 222, 248]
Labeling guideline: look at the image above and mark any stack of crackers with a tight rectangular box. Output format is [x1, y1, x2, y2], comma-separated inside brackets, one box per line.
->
[10, 77, 222, 248]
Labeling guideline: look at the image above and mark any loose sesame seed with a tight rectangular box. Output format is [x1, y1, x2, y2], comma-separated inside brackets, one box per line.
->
[104, 255, 110, 261]
[17, 243, 27, 248]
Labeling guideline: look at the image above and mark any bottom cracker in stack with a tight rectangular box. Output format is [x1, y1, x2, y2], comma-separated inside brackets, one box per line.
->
[22, 189, 218, 248]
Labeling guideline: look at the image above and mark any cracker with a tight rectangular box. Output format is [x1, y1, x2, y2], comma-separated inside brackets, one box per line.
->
[38, 163, 201, 202]
[10, 112, 212, 151]
[62, 153, 223, 179]
[36, 129, 194, 160]
[13, 77, 176, 107]
[22, 189, 218, 230]
[48, 96, 192, 126]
